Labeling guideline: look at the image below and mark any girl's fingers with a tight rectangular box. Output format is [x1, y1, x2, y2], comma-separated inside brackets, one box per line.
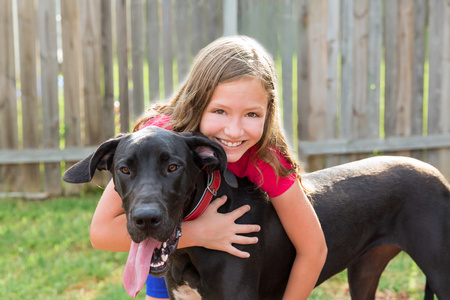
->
[210, 196, 253, 223]
[235, 224, 261, 234]
[232, 234, 259, 245]
[211, 196, 254, 222]
[198, 194, 260, 258]
[209, 195, 228, 209]
[224, 235, 259, 258]
[224, 245, 251, 258]
[228, 204, 251, 220]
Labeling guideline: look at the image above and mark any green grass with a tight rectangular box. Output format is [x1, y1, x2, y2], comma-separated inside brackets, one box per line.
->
[310, 254, 427, 299]
[0, 194, 146, 300]
[0, 195, 426, 299]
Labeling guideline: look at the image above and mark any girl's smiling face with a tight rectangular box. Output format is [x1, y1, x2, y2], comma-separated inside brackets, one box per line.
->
[199, 77, 268, 163]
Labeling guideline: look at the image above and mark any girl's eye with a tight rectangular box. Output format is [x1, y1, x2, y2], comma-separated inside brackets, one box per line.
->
[213, 109, 226, 115]
[168, 164, 179, 172]
[120, 167, 130, 174]
[247, 112, 259, 118]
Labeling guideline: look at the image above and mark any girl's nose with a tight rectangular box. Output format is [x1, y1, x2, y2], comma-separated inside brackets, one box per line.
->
[224, 118, 244, 138]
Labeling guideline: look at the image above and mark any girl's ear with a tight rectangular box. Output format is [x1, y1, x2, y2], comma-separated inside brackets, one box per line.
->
[180, 132, 238, 188]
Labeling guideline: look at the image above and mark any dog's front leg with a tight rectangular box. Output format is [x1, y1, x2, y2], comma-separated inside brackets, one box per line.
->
[189, 249, 261, 300]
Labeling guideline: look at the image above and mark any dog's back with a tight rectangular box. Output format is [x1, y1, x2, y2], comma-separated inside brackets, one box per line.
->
[168, 156, 450, 299]
[305, 156, 450, 297]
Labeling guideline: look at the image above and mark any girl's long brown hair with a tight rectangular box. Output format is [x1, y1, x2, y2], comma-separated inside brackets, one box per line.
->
[134, 35, 304, 188]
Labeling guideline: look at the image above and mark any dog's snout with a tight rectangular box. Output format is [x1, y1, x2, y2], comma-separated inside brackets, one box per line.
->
[132, 206, 163, 230]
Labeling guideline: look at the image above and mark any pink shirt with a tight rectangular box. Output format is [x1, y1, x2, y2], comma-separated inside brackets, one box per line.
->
[143, 115, 295, 197]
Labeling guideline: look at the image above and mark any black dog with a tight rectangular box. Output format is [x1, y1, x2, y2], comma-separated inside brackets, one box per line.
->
[63, 126, 450, 299]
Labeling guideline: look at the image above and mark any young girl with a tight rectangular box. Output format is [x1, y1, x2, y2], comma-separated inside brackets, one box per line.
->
[90, 35, 327, 300]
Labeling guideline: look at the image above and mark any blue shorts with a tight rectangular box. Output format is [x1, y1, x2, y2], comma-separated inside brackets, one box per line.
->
[146, 275, 169, 298]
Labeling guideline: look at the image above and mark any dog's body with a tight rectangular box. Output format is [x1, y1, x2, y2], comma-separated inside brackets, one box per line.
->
[63, 127, 450, 299]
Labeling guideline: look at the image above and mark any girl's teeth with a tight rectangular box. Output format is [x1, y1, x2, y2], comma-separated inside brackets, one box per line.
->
[220, 139, 243, 147]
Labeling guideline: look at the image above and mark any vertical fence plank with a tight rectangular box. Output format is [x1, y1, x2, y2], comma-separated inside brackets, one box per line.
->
[342, 0, 378, 162]
[280, 0, 294, 146]
[0, 0, 20, 192]
[411, 0, 426, 160]
[39, 0, 61, 196]
[384, 0, 399, 141]
[175, 1, 190, 85]
[352, 0, 369, 144]
[131, 0, 144, 118]
[223, 0, 238, 36]
[61, 0, 83, 195]
[307, 0, 328, 171]
[339, 0, 354, 164]
[18, 0, 41, 193]
[205, 0, 222, 42]
[191, 0, 204, 56]
[395, 0, 414, 157]
[116, 0, 129, 132]
[238, 0, 250, 35]
[146, 0, 160, 103]
[147, 0, 160, 103]
[80, 0, 102, 145]
[438, 1, 450, 180]
[426, 0, 442, 168]
[325, 0, 340, 167]
[296, 0, 309, 168]
[101, 0, 115, 139]
[247, 0, 262, 42]
[162, 0, 173, 98]
[80, 0, 107, 186]
[367, 0, 382, 140]
[264, 0, 279, 58]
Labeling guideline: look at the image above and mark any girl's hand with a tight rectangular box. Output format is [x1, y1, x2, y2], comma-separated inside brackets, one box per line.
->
[183, 195, 260, 258]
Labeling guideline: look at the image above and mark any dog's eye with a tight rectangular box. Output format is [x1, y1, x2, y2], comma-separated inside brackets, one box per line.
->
[168, 164, 179, 172]
[120, 167, 130, 174]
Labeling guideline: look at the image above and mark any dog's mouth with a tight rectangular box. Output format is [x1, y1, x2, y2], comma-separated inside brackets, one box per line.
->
[149, 219, 182, 275]
[123, 219, 182, 297]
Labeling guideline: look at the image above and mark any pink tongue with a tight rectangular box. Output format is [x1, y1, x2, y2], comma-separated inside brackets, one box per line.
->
[123, 238, 161, 298]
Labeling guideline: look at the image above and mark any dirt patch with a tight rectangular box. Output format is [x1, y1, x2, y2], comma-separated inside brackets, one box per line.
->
[376, 290, 410, 300]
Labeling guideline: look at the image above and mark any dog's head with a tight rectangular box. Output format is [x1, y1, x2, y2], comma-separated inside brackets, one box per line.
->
[63, 127, 236, 277]
[63, 126, 236, 239]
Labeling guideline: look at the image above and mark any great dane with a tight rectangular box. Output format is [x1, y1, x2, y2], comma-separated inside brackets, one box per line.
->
[63, 126, 450, 299]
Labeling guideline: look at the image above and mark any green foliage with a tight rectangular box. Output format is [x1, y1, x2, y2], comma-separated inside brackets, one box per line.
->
[0, 195, 426, 299]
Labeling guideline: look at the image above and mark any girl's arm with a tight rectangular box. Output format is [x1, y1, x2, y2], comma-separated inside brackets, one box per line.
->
[90, 180, 260, 257]
[271, 180, 327, 300]
[90, 180, 131, 252]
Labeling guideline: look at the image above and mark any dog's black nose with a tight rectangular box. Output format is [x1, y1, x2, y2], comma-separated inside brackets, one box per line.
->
[132, 206, 163, 230]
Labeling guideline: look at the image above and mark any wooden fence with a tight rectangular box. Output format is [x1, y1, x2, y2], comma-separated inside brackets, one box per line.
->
[0, 0, 449, 198]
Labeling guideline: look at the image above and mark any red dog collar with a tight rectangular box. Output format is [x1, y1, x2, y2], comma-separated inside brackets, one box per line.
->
[183, 170, 221, 221]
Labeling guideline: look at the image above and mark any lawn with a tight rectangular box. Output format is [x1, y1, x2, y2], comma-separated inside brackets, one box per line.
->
[0, 193, 145, 300]
[0, 194, 427, 299]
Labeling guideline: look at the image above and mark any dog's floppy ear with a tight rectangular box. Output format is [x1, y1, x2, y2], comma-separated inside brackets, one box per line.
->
[62, 133, 129, 183]
[180, 132, 238, 188]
